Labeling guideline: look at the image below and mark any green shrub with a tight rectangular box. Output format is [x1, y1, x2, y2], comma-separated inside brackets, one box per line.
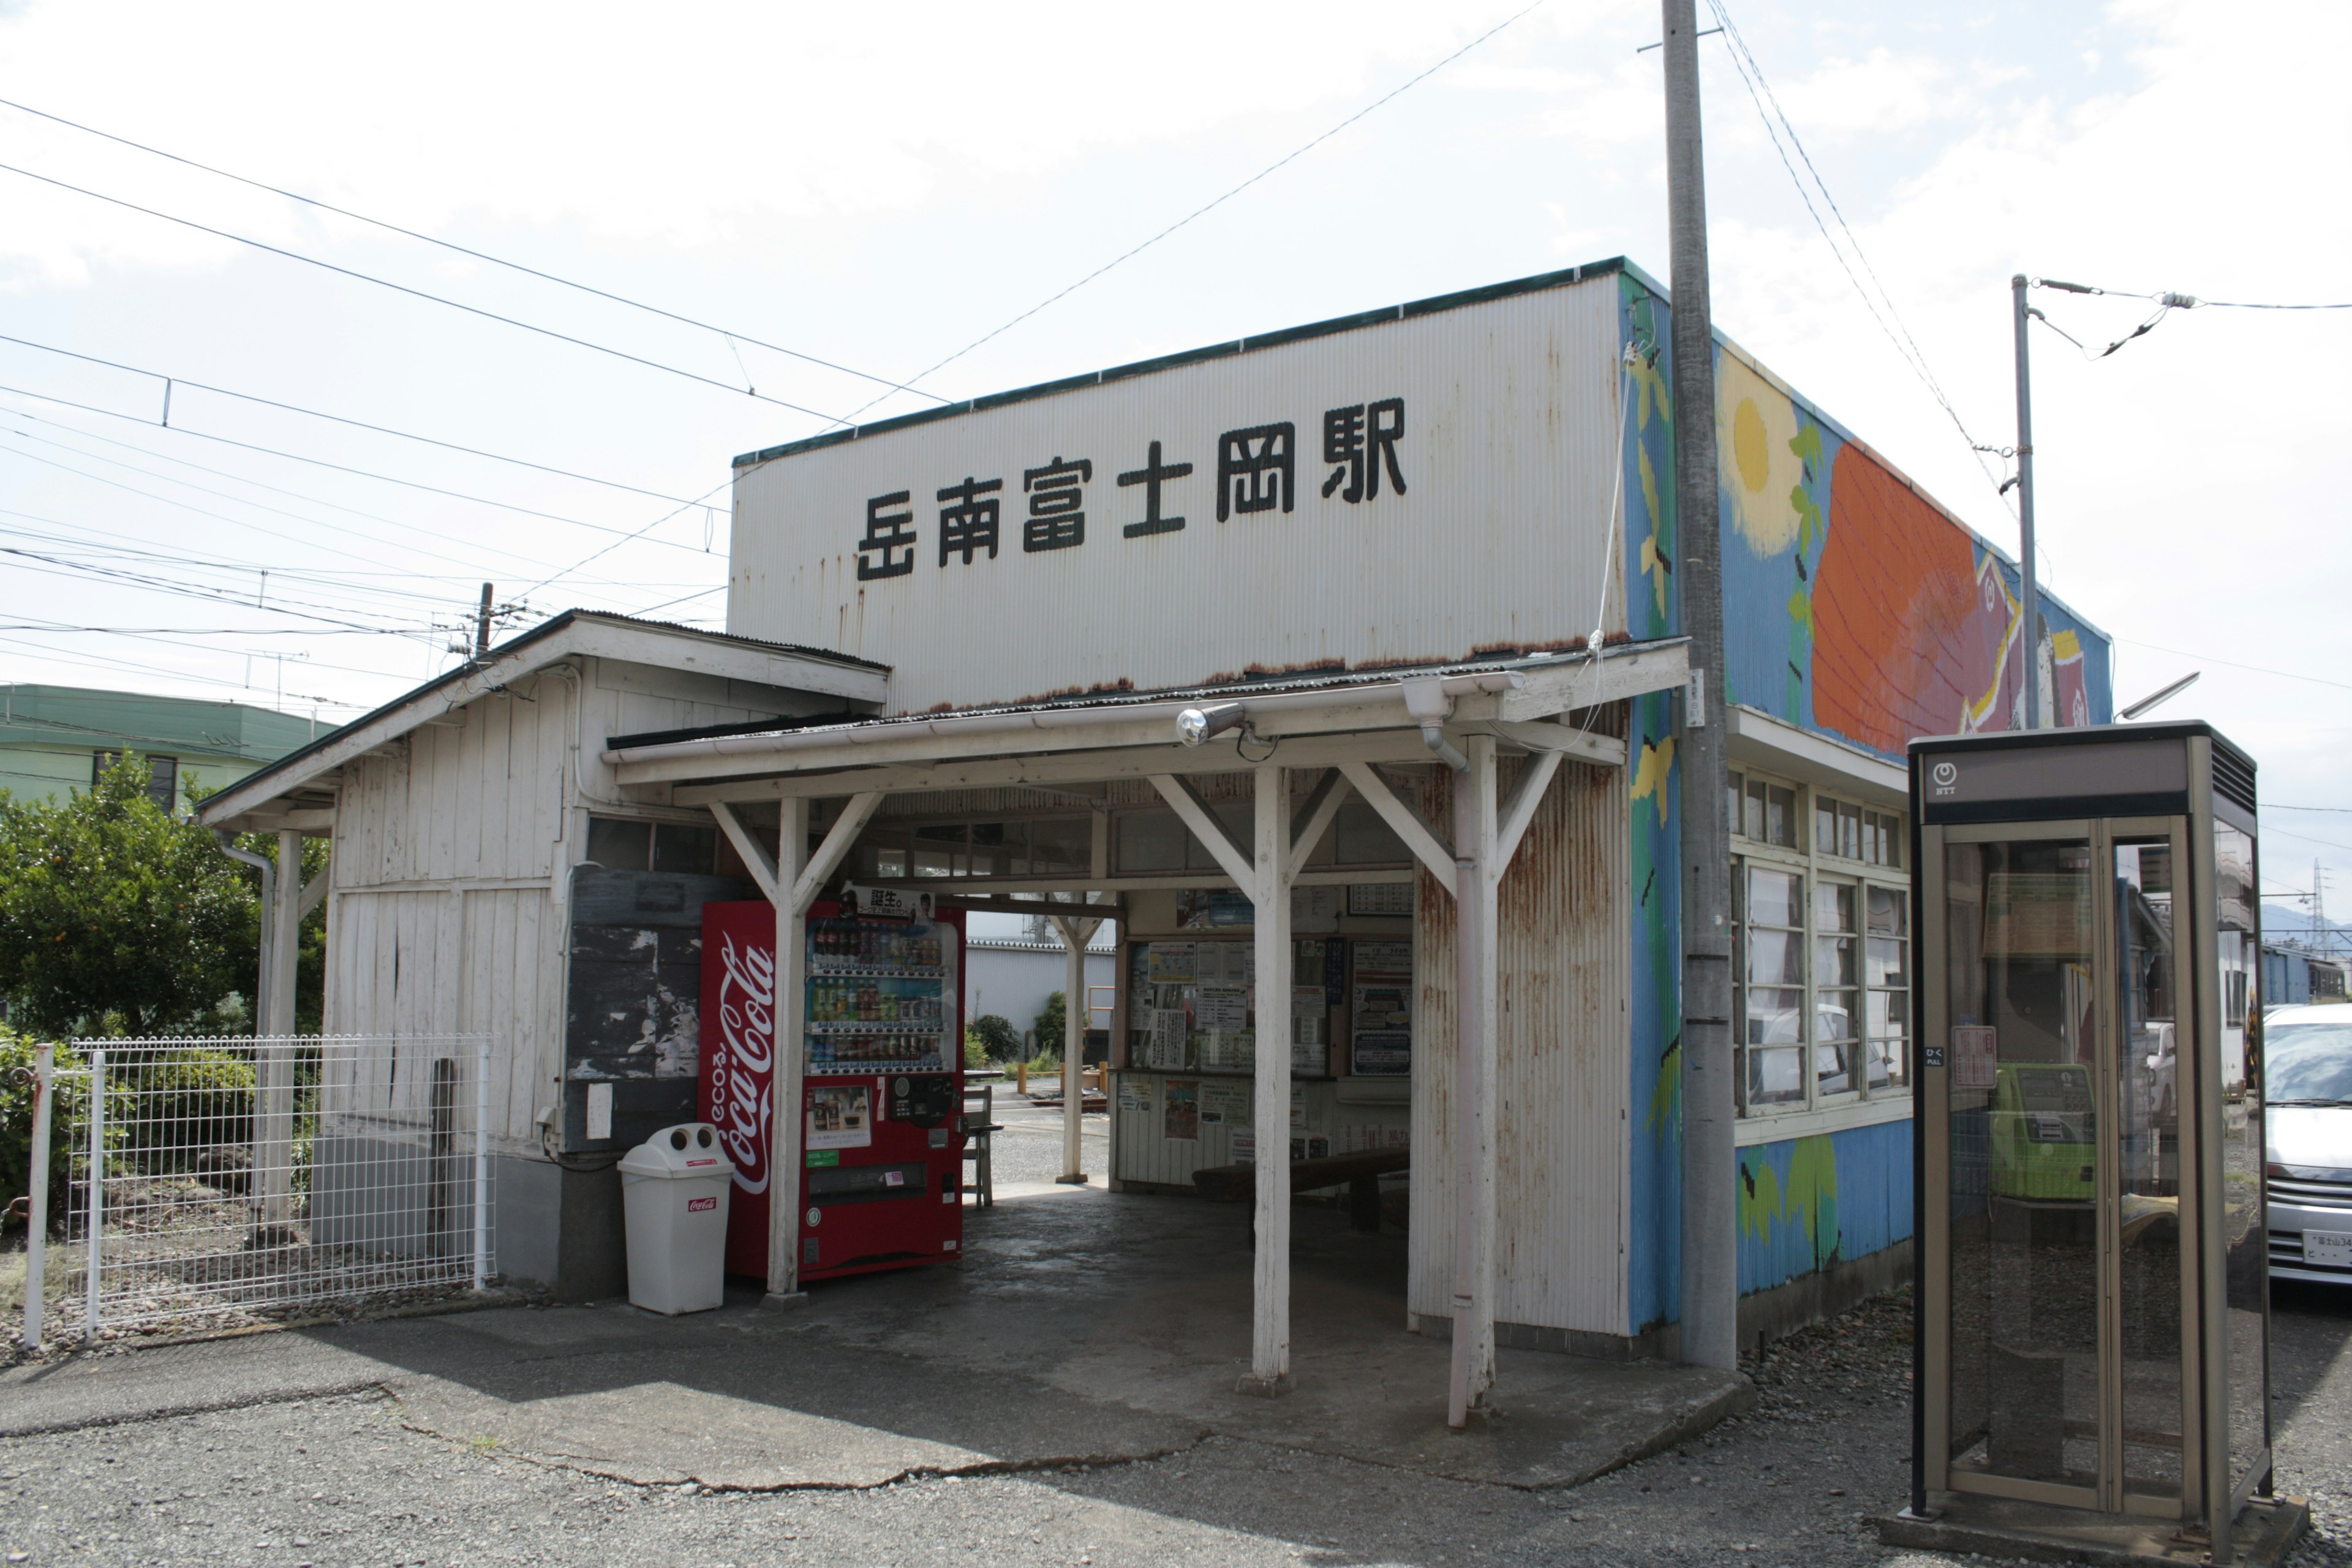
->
[964, 1013, 1022, 1062]
[1, 1029, 127, 1238]
[119, 1046, 255, 1166]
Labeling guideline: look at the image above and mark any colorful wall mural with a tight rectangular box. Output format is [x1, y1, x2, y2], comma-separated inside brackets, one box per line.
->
[1616, 267, 2113, 1325]
[1708, 329, 2113, 756]
[1620, 283, 1683, 1335]
[1736, 1120, 1912, 1295]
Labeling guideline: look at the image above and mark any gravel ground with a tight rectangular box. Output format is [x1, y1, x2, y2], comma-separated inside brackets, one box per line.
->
[982, 1102, 1109, 1189]
[3, 1278, 2343, 1567]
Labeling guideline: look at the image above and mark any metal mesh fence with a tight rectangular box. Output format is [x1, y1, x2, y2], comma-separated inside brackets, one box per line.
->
[34, 1035, 494, 1342]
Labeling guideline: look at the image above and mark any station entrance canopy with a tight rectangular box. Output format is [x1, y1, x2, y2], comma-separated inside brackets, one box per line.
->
[604, 638, 1689, 1419]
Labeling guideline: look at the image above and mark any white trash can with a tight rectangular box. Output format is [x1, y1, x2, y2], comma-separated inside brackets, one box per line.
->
[617, 1123, 735, 1315]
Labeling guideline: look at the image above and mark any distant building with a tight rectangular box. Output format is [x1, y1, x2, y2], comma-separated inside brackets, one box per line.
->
[962, 914, 1117, 1048]
[0, 684, 321, 812]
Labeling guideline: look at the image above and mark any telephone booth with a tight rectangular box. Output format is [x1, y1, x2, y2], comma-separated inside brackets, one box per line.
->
[1905, 722, 2297, 1561]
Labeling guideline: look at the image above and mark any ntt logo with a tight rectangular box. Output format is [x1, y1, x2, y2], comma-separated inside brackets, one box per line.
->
[1931, 760, 1959, 796]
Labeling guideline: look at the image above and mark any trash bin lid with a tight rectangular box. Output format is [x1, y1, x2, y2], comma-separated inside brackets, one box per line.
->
[616, 1122, 737, 1179]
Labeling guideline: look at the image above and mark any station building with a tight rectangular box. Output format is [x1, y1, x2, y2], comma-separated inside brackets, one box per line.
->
[199, 257, 2113, 1394]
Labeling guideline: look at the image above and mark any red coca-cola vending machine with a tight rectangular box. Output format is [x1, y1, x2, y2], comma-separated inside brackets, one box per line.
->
[699, 893, 964, 1283]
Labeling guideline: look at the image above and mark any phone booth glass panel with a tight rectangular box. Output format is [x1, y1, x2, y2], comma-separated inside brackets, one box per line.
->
[1911, 723, 2275, 1557]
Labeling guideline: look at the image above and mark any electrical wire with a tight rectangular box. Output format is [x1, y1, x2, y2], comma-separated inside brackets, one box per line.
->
[2109, 635, 2352, 696]
[0, 429, 551, 584]
[0, 396, 714, 565]
[1703, 0, 2016, 518]
[2030, 277, 2352, 360]
[2267, 805, 2352, 815]
[0, 159, 856, 426]
[522, 479, 734, 598]
[829, 1, 1549, 428]
[0, 331, 697, 503]
[0, 93, 947, 407]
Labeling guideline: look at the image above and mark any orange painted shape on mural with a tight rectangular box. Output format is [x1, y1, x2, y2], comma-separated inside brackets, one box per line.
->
[1811, 446, 1981, 754]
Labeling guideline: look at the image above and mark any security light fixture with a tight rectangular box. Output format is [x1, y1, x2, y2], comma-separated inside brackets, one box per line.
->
[1175, 702, 1246, 747]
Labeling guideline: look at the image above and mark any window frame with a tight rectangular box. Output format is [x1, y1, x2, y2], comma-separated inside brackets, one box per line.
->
[1731, 766, 1912, 1119]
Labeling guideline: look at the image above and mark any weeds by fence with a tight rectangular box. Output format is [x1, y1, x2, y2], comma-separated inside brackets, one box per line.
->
[20, 1035, 493, 1348]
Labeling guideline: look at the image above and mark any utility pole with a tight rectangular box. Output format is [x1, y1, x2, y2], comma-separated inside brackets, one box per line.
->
[475, 582, 495, 658]
[2010, 275, 2042, 729]
[1662, 0, 1736, 1371]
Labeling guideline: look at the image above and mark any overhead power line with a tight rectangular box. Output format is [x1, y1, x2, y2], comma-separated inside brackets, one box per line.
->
[834, 1, 1548, 426]
[0, 331, 700, 503]
[2029, 276, 2352, 360]
[0, 381, 711, 556]
[1703, 0, 2017, 519]
[0, 93, 945, 409]
[0, 159, 858, 426]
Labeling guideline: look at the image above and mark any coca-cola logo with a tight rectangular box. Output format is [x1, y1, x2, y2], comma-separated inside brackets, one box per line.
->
[711, 930, 775, 1195]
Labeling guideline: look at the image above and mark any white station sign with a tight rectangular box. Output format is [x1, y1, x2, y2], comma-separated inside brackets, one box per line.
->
[726, 270, 1625, 715]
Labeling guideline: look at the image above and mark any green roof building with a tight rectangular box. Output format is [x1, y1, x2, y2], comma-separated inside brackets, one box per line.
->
[0, 684, 325, 813]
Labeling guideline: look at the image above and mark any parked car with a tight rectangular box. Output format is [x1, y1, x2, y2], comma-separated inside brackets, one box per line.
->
[2263, 1004, 2352, 1287]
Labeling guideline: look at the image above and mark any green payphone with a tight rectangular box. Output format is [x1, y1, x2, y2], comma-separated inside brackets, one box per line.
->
[1898, 723, 2301, 1564]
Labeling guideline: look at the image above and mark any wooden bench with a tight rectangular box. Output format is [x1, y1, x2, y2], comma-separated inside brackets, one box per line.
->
[1193, 1148, 1411, 1232]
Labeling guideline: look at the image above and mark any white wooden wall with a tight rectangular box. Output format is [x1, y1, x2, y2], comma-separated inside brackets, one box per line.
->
[1408, 754, 1633, 1338]
[323, 657, 804, 1153]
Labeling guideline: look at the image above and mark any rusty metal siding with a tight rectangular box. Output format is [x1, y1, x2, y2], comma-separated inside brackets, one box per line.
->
[729, 274, 1625, 715]
[1409, 748, 1632, 1336]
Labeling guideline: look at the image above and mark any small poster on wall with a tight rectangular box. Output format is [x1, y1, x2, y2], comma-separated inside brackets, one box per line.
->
[1347, 883, 1414, 918]
[1164, 1079, 1200, 1140]
[1147, 941, 1197, 984]
[1354, 940, 1412, 979]
[807, 1084, 873, 1150]
[1195, 984, 1249, 1033]
[1117, 1077, 1153, 1114]
[1351, 979, 1414, 1077]
[1951, 1025, 1999, 1090]
[1200, 1080, 1251, 1125]
[1148, 1007, 1189, 1069]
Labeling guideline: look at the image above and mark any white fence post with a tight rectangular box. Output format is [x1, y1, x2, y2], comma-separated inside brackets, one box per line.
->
[83, 1042, 104, 1343]
[23, 1040, 51, 1352]
[255, 1036, 294, 1229]
[472, 1036, 489, 1292]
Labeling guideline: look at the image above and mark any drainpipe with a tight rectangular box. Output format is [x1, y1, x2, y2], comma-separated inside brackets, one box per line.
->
[215, 831, 276, 1036]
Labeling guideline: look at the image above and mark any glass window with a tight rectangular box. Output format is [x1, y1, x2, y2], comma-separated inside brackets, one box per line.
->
[1728, 771, 1746, 837]
[1029, 816, 1090, 874]
[1115, 810, 1186, 873]
[586, 816, 652, 871]
[1733, 777, 1911, 1117]
[1865, 884, 1909, 1090]
[651, 823, 715, 875]
[1740, 862, 1806, 1106]
[1866, 809, 1904, 869]
[1815, 881, 1858, 1096]
[92, 750, 178, 812]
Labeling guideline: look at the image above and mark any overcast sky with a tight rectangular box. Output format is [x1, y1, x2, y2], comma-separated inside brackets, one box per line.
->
[1, 1, 2345, 910]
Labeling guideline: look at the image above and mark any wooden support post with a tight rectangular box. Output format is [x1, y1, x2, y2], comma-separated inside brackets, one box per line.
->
[1242, 761, 1294, 1397]
[1051, 913, 1099, 1183]
[767, 797, 810, 1303]
[1445, 736, 1502, 1425]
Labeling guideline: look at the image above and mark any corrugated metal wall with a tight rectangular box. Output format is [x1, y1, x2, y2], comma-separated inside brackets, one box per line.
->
[1409, 748, 1632, 1336]
[729, 275, 1626, 715]
[1735, 1118, 1912, 1297]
